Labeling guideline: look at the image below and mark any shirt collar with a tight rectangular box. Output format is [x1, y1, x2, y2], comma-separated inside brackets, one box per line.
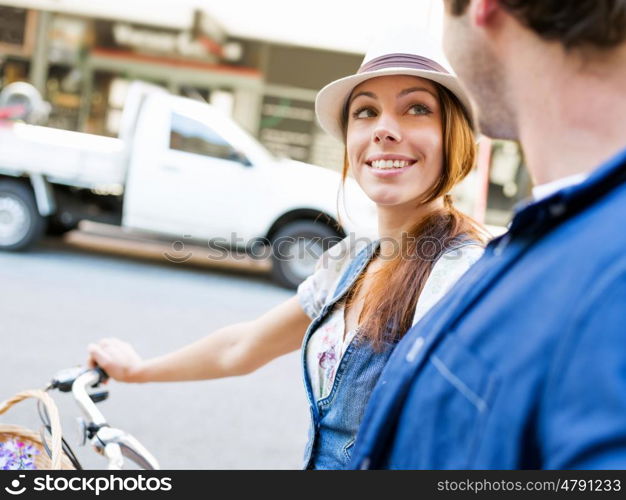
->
[505, 146, 626, 237]
[532, 172, 589, 202]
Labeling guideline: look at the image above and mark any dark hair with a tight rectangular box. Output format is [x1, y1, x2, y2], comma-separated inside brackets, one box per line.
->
[337, 83, 486, 351]
[448, 0, 626, 49]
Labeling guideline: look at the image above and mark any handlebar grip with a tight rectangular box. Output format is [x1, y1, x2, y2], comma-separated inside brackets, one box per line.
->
[94, 366, 110, 385]
[49, 366, 110, 392]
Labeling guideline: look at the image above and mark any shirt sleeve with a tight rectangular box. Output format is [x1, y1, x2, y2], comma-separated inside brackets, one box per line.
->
[412, 244, 484, 325]
[296, 236, 353, 320]
[541, 264, 626, 469]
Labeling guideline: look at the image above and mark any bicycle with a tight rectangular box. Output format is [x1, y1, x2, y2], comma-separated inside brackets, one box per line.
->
[0, 366, 159, 470]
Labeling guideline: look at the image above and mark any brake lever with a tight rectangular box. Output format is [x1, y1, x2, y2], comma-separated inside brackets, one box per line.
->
[88, 390, 109, 403]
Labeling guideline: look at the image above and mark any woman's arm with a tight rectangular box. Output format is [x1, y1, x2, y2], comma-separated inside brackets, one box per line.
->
[87, 295, 312, 383]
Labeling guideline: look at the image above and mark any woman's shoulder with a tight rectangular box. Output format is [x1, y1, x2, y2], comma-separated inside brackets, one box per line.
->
[320, 234, 374, 272]
[428, 242, 484, 288]
[297, 235, 375, 320]
[438, 240, 485, 267]
[411, 241, 484, 326]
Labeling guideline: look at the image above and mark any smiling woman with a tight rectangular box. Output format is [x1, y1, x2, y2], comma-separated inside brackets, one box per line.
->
[288, 30, 488, 468]
[328, 72, 481, 350]
[86, 30, 487, 471]
[312, 29, 483, 355]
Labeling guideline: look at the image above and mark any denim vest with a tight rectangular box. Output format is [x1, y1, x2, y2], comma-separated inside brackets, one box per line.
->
[300, 238, 397, 469]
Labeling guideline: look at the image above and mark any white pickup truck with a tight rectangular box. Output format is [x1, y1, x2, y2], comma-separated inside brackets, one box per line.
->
[0, 82, 377, 288]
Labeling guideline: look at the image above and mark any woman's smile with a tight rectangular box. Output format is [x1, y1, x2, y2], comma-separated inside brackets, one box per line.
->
[365, 153, 418, 177]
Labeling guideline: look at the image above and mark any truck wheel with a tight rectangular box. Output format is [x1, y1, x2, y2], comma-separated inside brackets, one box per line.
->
[0, 180, 47, 251]
[270, 220, 342, 289]
[46, 216, 79, 236]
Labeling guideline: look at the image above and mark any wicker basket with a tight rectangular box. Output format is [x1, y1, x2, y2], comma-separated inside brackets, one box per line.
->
[0, 389, 75, 470]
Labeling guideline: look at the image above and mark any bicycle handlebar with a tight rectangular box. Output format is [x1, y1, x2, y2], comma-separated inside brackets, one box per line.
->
[48, 366, 159, 470]
[72, 369, 108, 426]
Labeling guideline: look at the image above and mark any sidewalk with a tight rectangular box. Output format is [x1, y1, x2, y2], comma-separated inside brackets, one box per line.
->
[63, 221, 272, 274]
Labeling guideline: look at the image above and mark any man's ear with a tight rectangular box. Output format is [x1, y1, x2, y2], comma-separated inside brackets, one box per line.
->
[469, 0, 500, 27]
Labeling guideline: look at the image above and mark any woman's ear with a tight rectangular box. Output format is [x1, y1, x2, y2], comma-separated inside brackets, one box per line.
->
[470, 0, 500, 27]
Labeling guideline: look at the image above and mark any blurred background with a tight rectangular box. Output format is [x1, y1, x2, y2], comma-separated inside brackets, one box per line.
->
[0, 0, 530, 469]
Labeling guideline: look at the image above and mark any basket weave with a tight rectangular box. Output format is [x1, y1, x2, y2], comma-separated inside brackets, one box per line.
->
[0, 389, 75, 470]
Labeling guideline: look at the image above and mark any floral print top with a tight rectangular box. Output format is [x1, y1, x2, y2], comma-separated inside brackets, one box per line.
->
[305, 299, 360, 401]
[297, 237, 484, 401]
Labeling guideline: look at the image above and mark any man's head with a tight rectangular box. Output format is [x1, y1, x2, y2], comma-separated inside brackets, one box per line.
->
[441, 0, 626, 139]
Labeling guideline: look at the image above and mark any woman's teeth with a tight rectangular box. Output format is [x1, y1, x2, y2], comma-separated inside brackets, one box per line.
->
[370, 160, 414, 169]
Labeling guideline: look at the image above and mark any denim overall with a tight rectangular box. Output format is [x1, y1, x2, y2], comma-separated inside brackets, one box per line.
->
[300, 238, 397, 469]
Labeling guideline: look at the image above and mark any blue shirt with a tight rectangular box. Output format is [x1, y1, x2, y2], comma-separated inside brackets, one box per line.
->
[350, 147, 626, 469]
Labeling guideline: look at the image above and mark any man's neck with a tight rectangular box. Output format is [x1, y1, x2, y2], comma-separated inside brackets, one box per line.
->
[508, 41, 626, 185]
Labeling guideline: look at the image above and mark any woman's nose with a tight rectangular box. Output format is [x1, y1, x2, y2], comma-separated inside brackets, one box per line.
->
[372, 116, 401, 144]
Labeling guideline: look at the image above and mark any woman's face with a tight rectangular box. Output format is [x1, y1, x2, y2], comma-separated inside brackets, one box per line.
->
[346, 75, 444, 208]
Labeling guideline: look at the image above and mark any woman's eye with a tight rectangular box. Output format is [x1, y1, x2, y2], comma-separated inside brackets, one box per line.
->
[408, 104, 431, 115]
[352, 107, 376, 119]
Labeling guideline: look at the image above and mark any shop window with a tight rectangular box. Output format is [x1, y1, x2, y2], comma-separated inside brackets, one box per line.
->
[0, 7, 27, 47]
[45, 64, 81, 131]
[259, 95, 315, 162]
[169, 112, 247, 164]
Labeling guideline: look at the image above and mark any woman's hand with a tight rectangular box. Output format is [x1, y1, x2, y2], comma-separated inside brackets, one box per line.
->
[87, 338, 145, 383]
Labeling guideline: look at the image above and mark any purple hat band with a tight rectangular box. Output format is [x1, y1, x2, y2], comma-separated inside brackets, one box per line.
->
[358, 53, 449, 75]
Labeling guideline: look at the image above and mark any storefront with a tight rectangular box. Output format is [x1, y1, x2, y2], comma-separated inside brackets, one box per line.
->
[0, 6, 37, 86]
[0, 4, 352, 171]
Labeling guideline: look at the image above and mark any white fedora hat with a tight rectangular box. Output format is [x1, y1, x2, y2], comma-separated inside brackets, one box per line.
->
[315, 29, 476, 143]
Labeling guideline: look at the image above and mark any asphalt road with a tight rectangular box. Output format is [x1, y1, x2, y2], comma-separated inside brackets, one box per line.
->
[0, 237, 309, 469]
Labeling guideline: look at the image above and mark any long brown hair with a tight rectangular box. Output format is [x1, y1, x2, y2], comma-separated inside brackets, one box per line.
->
[339, 83, 486, 350]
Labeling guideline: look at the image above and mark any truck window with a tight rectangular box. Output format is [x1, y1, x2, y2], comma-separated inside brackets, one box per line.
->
[169, 112, 247, 163]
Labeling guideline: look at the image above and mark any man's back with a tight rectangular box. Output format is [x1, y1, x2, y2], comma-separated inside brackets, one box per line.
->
[351, 149, 626, 469]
